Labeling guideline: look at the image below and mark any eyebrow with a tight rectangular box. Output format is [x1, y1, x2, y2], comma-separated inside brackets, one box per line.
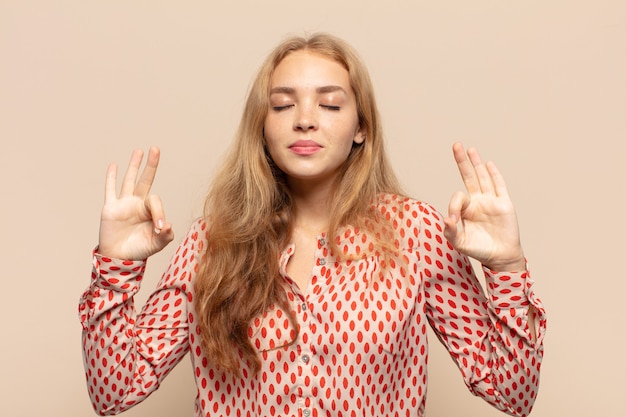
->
[269, 85, 348, 95]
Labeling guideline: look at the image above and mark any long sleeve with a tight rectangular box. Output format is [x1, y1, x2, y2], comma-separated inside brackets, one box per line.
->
[417, 202, 546, 417]
[78, 221, 202, 415]
[78, 197, 546, 417]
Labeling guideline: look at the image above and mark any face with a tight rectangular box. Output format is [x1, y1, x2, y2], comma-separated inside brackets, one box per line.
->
[264, 50, 365, 188]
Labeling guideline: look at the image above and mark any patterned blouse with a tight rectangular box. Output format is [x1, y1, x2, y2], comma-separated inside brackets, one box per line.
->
[79, 195, 546, 417]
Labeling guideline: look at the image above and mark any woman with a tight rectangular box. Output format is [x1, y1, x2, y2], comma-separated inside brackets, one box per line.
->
[80, 33, 545, 417]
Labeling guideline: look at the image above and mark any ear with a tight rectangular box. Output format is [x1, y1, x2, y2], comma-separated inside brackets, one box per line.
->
[353, 126, 366, 144]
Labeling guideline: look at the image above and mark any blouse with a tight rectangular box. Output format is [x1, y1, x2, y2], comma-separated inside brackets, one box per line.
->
[79, 195, 546, 417]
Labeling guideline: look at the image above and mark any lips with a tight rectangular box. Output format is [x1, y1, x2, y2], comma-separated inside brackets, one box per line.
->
[289, 140, 322, 156]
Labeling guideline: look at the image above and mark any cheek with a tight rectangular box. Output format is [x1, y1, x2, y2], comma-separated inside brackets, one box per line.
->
[329, 119, 361, 148]
[264, 114, 286, 142]
[263, 133, 284, 168]
[264, 139, 279, 164]
[263, 119, 278, 148]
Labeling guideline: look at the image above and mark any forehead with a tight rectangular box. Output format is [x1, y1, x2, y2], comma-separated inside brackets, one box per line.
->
[270, 50, 351, 89]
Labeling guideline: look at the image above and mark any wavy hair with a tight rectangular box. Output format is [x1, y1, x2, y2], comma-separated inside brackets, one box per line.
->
[194, 33, 403, 376]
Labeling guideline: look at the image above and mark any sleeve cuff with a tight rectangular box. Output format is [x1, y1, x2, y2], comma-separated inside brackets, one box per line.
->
[92, 249, 147, 293]
[483, 266, 533, 308]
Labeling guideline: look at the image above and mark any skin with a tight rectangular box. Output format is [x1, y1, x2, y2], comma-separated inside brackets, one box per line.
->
[99, 147, 174, 260]
[444, 143, 526, 272]
[264, 51, 365, 190]
[264, 51, 366, 289]
[97, 51, 534, 338]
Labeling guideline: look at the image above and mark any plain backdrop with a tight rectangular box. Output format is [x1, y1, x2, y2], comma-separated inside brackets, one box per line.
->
[1, 1, 625, 416]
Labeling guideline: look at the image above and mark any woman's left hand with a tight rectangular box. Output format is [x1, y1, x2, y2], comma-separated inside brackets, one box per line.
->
[443, 143, 526, 272]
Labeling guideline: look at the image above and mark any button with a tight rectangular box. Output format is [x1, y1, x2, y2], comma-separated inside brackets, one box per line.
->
[319, 258, 326, 266]
[301, 354, 310, 364]
[301, 302, 307, 311]
[303, 409, 311, 417]
[319, 238, 326, 246]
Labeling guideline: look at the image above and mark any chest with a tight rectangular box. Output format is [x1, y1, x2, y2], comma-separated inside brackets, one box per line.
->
[285, 232, 323, 292]
[252, 251, 423, 357]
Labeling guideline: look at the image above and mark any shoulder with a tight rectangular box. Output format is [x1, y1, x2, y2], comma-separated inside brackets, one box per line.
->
[374, 193, 444, 224]
[177, 217, 210, 258]
[373, 193, 447, 250]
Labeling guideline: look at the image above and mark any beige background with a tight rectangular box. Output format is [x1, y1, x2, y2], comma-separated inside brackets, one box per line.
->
[1, 1, 624, 416]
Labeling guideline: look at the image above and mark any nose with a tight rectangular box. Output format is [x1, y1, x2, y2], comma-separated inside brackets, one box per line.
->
[294, 104, 318, 132]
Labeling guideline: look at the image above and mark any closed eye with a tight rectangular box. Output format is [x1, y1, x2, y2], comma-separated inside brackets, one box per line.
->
[272, 105, 294, 111]
[321, 105, 340, 111]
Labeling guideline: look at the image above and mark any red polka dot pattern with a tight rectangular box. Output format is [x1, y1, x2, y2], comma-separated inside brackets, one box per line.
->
[79, 195, 546, 417]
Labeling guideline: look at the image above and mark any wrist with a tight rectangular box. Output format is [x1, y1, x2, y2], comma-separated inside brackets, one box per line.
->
[485, 256, 527, 272]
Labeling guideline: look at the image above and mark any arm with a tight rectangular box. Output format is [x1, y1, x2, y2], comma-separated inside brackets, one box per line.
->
[433, 143, 546, 414]
[443, 143, 541, 340]
[419, 203, 546, 416]
[78, 147, 183, 414]
[79, 227, 198, 414]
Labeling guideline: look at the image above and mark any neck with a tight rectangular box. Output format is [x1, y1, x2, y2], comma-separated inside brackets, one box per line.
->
[288, 177, 334, 233]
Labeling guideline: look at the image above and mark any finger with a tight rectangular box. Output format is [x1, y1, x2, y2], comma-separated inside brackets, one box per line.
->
[486, 160, 510, 198]
[444, 191, 469, 246]
[443, 216, 459, 246]
[135, 146, 160, 198]
[119, 149, 144, 197]
[447, 190, 470, 222]
[145, 195, 175, 247]
[145, 194, 167, 233]
[155, 223, 175, 246]
[104, 163, 118, 204]
[452, 142, 481, 194]
[466, 147, 495, 195]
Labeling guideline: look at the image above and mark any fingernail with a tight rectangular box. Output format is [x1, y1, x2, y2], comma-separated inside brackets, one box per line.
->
[154, 227, 162, 235]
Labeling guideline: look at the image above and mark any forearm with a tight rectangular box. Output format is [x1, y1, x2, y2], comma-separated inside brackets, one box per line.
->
[79, 255, 160, 415]
[427, 257, 546, 417]
[469, 268, 546, 416]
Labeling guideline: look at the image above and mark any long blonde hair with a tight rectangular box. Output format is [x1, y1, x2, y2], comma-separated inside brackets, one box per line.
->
[194, 33, 403, 375]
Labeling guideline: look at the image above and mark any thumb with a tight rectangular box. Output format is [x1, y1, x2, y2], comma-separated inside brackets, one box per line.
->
[444, 191, 469, 248]
[152, 219, 175, 247]
[145, 195, 175, 249]
[443, 214, 460, 247]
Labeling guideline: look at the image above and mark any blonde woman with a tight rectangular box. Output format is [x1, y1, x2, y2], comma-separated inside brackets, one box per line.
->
[80, 33, 545, 417]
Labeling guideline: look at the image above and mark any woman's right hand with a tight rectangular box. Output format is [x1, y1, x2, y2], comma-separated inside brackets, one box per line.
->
[98, 147, 174, 260]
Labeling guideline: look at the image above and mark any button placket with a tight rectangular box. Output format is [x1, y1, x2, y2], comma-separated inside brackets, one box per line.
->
[294, 233, 323, 417]
[295, 286, 313, 411]
[316, 235, 328, 267]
